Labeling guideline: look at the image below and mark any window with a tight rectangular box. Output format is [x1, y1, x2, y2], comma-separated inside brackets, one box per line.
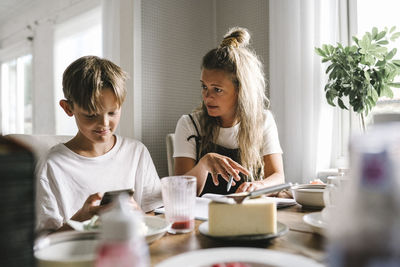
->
[356, 0, 400, 125]
[54, 7, 102, 135]
[1, 54, 32, 134]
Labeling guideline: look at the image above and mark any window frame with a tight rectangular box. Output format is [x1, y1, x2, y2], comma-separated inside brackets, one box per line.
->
[0, 40, 33, 134]
[334, 0, 400, 169]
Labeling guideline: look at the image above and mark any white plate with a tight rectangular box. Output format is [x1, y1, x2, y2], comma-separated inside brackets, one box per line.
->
[52, 216, 169, 244]
[303, 212, 327, 235]
[155, 247, 324, 267]
[199, 221, 288, 242]
[144, 216, 170, 244]
[35, 216, 169, 266]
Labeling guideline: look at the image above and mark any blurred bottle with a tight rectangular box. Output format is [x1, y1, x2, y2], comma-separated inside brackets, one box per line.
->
[95, 194, 149, 267]
[327, 123, 400, 266]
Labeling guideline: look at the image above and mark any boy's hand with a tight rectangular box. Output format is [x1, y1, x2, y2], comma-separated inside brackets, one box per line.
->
[70, 193, 108, 222]
[127, 197, 141, 211]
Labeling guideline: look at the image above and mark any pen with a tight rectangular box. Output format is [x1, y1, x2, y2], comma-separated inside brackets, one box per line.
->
[226, 175, 233, 192]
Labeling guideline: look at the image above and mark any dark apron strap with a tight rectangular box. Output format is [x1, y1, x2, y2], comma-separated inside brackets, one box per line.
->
[187, 114, 201, 162]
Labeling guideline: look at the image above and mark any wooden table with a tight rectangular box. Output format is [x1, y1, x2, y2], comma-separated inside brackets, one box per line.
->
[149, 205, 326, 266]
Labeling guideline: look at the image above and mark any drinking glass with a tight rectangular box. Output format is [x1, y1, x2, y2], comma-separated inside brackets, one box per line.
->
[160, 176, 196, 234]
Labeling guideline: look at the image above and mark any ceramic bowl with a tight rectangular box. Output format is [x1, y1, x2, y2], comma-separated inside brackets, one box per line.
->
[291, 184, 326, 208]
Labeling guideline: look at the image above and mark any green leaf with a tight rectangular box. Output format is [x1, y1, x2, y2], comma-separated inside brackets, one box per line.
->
[375, 46, 388, 54]
[372, 27, 378, 39]
[327, 45, 335, 55]
[382, 86, 394, 98]
[386, 48, 397, 60]
[364, 70, 371, 82]
[388, 82, 400, 88]
[359, 33, 372, 51]
[337, 98, 348, 110]
[390, 32, 400, 41]
[390, 26, 396, 33]
[376, 30, 387, 40]
[376, 60, 385, 67]
[376, 40, 389, 45]
[325, 64, 335, 74]
[349, 45, 358, 53]
[364, 54, 375, 65]
[315, 47, 326, 57]
[392, 60, 400, 67]
[371, 87, 379, 101]
[326, 93, 336, 106]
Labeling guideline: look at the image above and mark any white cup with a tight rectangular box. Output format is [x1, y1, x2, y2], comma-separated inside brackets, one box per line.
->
[322, 184, 338, 221]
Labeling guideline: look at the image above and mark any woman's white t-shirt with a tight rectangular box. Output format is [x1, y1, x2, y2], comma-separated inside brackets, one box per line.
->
[173, 110, 283, 160]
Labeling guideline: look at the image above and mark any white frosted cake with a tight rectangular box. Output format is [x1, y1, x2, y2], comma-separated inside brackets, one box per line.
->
[208, 198, 277, 236]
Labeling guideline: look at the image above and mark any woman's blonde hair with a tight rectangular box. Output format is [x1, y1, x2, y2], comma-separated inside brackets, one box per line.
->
[199, 27, 268, 180]
[62, 55, 127, 113]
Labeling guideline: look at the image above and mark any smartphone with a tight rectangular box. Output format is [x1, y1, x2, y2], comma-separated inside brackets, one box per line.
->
[100, 189, 135, 205]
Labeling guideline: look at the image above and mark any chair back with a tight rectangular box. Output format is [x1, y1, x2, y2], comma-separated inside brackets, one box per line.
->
[4, 134, 73, 161]
[166, 133, 175, 176]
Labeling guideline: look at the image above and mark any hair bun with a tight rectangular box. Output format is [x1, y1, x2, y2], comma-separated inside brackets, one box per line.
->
[219, 27, 250, 48]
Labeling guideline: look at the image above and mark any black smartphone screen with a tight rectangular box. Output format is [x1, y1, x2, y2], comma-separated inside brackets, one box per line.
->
[100, 189, 134, 205]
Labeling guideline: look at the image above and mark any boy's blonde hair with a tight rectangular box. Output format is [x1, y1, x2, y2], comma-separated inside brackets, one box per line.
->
[62, 56, 127, 113]
[199, 27, 268, 180]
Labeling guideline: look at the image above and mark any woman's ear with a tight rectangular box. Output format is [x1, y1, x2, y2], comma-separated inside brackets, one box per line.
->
[59, 100, 74, 117]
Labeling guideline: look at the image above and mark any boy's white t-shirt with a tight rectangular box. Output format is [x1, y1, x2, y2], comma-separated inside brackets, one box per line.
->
[36, 135, 163, 233]
[174, 110, 283, 160]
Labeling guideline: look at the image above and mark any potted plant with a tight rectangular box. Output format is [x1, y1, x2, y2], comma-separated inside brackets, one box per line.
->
[315, 27, 400, 131]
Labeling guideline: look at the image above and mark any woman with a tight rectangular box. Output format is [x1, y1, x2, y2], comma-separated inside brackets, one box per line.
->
[174, 27, 284, 196]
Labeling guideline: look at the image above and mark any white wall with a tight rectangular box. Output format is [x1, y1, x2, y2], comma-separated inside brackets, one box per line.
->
[215, 0, 270, 92]
[141, 0, 214, 178]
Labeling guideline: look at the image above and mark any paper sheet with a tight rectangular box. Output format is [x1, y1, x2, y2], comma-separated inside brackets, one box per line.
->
[154, 195, 296, 221]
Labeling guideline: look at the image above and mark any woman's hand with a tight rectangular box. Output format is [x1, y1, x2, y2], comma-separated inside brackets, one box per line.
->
[200, 152, 250, 186]
[235, 181, 265, 193]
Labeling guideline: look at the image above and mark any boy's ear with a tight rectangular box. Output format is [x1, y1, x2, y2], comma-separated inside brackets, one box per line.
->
[59, 100, 74, 117]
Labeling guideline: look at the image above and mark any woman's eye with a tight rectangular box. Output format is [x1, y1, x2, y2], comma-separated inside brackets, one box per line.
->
[201, 84, 207, 90]
[214, 87, 222, 93]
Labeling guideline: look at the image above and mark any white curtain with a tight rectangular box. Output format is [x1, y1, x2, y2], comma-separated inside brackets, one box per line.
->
[269, 0, 350, 183]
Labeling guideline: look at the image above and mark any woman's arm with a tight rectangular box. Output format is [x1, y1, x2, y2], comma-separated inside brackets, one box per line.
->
[175, 154, 249, 195]
[235, 153, 285, 192]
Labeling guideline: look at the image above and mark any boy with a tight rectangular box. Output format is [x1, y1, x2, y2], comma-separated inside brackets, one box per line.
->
[36, 56, 163, 234]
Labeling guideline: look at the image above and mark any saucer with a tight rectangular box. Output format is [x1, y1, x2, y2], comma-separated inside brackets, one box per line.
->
[303, 212, 327, 235]
[199, 221, 288, 242]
